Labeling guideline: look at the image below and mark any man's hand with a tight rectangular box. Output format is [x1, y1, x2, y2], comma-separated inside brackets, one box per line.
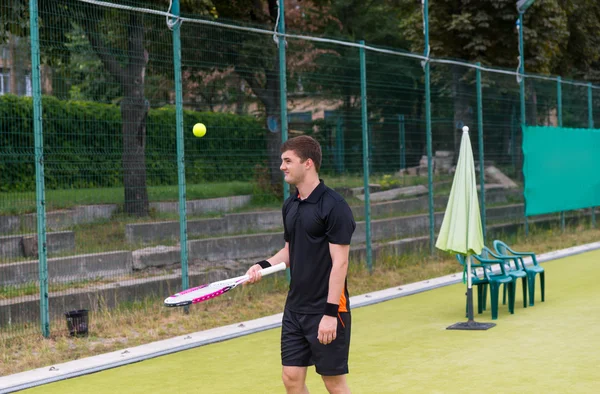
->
[245, 264, 263, 284]
[317, 315, 337, 345]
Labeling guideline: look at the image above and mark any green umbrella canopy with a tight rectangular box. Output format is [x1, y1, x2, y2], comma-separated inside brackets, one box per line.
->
[435, 130, 484, 256]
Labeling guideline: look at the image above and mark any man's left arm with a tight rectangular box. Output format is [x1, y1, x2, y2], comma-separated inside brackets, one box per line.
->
[317, 243, 350, 345]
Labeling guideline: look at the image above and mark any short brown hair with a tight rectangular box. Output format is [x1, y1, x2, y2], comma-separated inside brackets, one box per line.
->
[281, 135, 322, 172]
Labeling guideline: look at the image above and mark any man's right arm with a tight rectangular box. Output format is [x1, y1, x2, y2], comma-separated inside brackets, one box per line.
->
[245, 242, 290, 283]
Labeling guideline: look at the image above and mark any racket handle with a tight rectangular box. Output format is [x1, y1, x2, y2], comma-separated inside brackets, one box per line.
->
[259, 262, 287, 277]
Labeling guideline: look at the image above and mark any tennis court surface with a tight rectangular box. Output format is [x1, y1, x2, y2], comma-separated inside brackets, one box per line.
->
[10, 247, 600, 393]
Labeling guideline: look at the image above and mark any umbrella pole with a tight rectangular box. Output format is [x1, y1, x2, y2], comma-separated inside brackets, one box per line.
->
[447, 254, 496, 330]
[466, 253, 475, 323]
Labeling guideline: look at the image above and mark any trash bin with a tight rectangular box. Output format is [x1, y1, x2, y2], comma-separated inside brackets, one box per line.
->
[65, 309, 89, 337]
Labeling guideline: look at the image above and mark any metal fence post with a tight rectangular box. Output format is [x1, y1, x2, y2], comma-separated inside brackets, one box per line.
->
[424, 0, 435, 254]
[476, 63, 486, 242]
[589, 83, 596, 227]
[29, 0, 50, 338]
[518, 12, 529, 236]
[170, 0, 189, 301]
[557, 77, 565, 231]
[359, 40, 372, 273]
[278, 1, 289, 200]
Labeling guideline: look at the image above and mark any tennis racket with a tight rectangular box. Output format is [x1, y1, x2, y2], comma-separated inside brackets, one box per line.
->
[164, 262, 287, 307]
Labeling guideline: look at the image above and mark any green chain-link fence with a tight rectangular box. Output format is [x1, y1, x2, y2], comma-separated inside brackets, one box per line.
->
[1, 0, 599, 339]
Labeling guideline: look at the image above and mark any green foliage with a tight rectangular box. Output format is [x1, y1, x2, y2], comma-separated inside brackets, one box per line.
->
[50, 24, 123, 102]
[399, 0, 600, 79]
[147, 106, 267, 184]
[0, 95, 266, 191]
[378, 174, 400, 191]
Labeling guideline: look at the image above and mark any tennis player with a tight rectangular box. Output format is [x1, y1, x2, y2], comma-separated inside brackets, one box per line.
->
[246, 135, 356, 394]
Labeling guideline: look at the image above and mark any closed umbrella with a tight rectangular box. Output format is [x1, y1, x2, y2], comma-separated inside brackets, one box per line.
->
[436, 126, 495, 330]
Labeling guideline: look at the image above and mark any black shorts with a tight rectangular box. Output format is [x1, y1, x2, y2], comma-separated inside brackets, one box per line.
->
[281, 308, 351, 376]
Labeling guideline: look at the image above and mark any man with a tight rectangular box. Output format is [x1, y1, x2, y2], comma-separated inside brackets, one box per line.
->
[246, 135, 356, 394]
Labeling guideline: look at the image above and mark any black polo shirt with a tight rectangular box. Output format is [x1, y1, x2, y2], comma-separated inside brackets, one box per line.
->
[282, 180, 356, 314]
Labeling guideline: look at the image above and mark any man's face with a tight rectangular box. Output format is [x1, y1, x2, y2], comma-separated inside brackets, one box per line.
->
[280, 150, 309, 185]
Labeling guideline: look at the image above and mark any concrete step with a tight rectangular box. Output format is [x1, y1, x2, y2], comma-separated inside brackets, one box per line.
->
[0, 203, 528, 284]
[126, 210, 282, 244]
[125, 189, 523, 245]
[0, 251, 132, 286]
[0, 195, 252, 233]
[0, 231, 75, 259]
[0, 205, 118, 233]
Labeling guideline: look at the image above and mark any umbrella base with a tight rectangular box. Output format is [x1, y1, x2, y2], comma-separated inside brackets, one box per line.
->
[446, 320, 496, 330]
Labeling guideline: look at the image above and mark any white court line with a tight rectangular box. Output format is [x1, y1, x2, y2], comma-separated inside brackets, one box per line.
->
[2, 241, 600, 393]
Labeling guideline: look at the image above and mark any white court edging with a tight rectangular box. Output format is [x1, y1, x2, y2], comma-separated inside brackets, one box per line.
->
[2, 241, 600, 393]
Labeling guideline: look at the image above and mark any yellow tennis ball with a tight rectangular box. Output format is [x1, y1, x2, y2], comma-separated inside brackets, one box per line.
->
[193, 123, 206, 138]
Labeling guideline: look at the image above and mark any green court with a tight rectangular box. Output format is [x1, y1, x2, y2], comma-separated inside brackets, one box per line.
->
[24, 250, 600, 393]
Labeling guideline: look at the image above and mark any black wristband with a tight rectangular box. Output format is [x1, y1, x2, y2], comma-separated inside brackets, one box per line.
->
[256, 260, 271, 269]
[324, 302, 339, 317]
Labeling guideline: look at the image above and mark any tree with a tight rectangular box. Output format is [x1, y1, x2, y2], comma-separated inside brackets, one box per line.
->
[49, 25, 122, 102]
[213, 0, 420, 176]
[553, 0, 600, 82]
[12, 0, 213, 216]
[397, 0, 579, 157]
[210, 0, 315, 190]
[310, 0, 422, 170]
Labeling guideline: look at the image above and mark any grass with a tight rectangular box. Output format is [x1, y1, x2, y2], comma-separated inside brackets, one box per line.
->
[1, 223, 599, 377]
[0, 173, 453, 216]
[0, 181, 254, 215]
[19, 247, 600, 393]
[0, 278, 112, 300]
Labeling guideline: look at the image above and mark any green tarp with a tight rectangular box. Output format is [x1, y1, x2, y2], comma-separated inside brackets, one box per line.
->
[522, 126, 600, 216]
